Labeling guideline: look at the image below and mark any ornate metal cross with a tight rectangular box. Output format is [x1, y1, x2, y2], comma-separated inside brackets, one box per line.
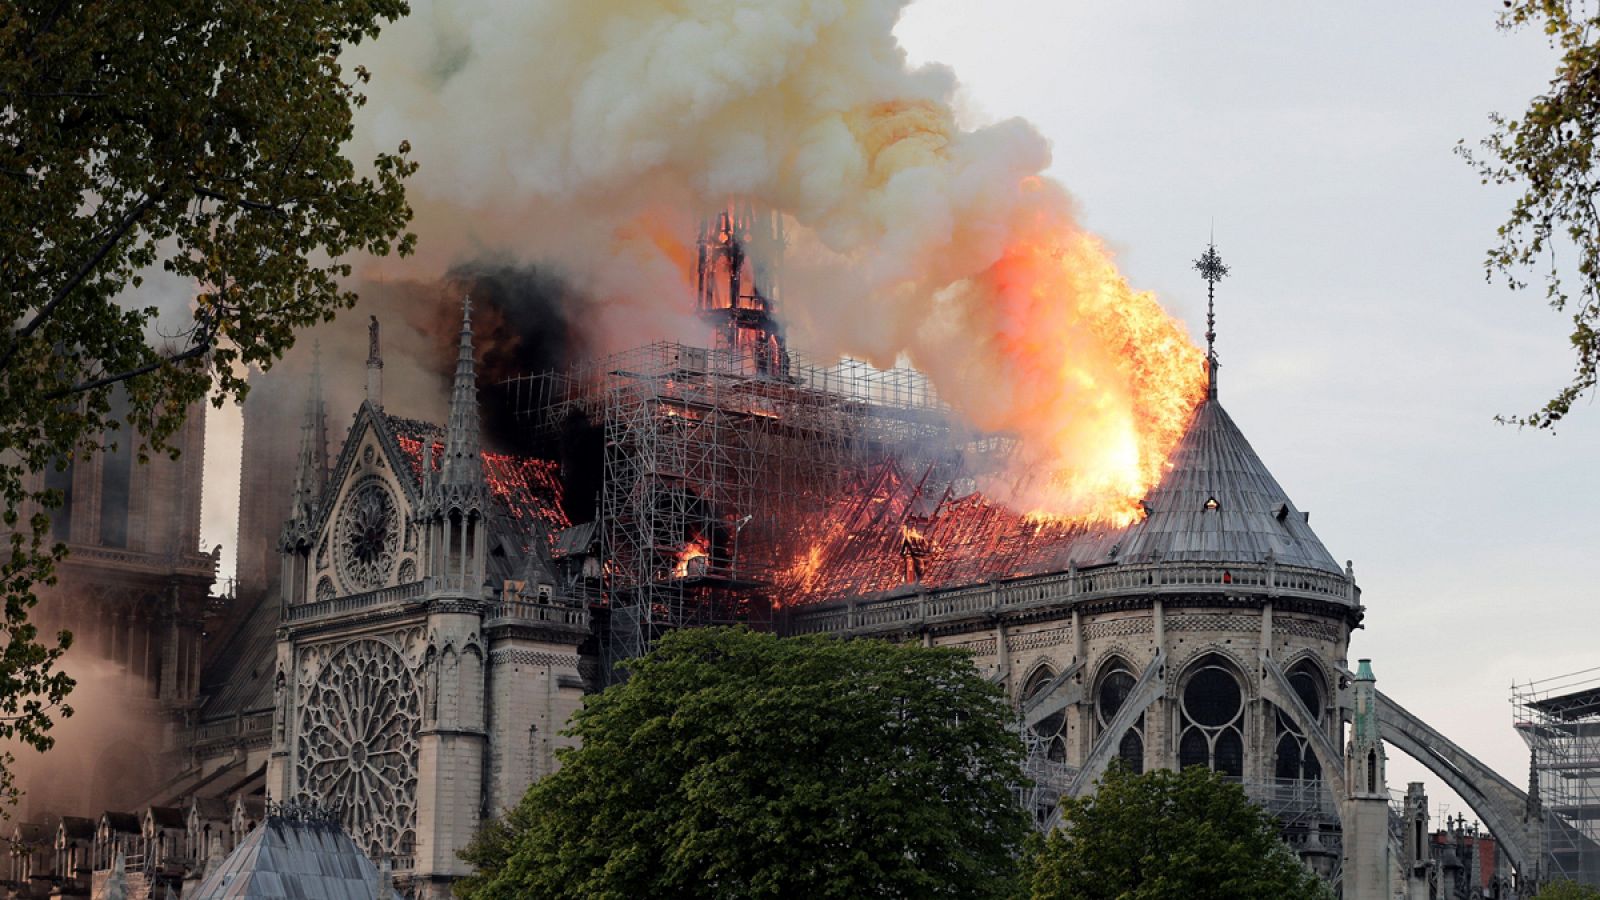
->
[1193, 243, 1229, 362]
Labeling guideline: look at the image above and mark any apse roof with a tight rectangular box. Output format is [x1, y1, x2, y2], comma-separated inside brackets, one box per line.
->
[188, 815, 396, 900]
[1117, 398, 1342, 573]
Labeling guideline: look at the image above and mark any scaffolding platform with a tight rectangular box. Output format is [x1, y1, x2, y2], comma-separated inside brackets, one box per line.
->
[1516, 667, 1600, 886]
[502, 341, 981, 675]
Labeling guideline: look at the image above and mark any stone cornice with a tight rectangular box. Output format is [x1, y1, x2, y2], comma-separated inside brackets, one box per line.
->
[783, 561, 1363, 642]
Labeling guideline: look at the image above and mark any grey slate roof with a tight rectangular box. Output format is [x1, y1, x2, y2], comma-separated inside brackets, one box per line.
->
[198, 590, 279, 721]
[188, 816, 395, 900]
[1118, 397, 1342, 573]
[59, 816, 95, 841]
[148, 806, 186, 830]
[101, 812, 140, 835]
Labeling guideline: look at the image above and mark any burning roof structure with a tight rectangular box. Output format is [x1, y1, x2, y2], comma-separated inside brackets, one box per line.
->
[387, 415, 570, 547]
[769, 381, 1342, 606]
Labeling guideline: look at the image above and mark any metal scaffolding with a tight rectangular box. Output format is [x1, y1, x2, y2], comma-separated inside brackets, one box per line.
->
[503, 341, 967, 674]
[1516, 667, 1600, 886]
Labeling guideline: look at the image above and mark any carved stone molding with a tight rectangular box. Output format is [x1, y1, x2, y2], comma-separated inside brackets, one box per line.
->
[488, 648, 580, 669]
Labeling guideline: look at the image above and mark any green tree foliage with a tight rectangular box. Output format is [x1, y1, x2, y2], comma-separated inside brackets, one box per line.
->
[1537, 881, 1600, 900]
[456, 627, 1031, 900]
[0, 0, 414, 802]
[1028, 765, 1331, 900]
[1463, 0, 1600, 427]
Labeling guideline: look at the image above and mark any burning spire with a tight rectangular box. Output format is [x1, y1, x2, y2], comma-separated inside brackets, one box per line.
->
[1193, 241, 1229, 401]
[696, 201, 788, 377]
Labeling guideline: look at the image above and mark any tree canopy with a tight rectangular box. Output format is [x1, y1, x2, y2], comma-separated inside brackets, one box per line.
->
[1463, 0, 1600, 427]
[1027, 764, 1331, 900]
[1537, 881, 1600, 900]
[456, 627, 1031, 900]
[0, 0, 414, 800]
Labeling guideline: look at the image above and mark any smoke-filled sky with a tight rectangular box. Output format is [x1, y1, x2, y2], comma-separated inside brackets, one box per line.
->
[198, 1, 1597, 821]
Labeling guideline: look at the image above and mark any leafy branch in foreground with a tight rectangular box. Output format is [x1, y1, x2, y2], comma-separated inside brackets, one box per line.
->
[0, 0, 417, 806]
[1462, 0, 1600, 427]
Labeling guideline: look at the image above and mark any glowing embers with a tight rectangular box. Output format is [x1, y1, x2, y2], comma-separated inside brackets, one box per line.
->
[772, 458, 1124, 605]
[392, 428, 571, 545]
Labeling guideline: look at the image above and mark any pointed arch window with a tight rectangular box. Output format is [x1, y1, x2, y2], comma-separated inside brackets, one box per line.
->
[1021, 666, 1066, 763]
[1094, 661, 1144, 773]
[1177, 656, 1245, 777]
[1274, 661, 1326, 782]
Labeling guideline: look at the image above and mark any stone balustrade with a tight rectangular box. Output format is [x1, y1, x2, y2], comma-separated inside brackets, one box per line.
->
[284, 580, 426, 624]
[483, 599, 588, 629]
[784, 560, 1357, 637]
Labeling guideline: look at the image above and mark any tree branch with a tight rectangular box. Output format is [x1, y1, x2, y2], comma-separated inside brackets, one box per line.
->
[194, 187, 291, 218]
[42, 340, 210, 400]
[0, 191, 162, 370]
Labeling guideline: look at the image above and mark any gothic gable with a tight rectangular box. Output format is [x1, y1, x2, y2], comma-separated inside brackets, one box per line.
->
[308, 403, 422, 599]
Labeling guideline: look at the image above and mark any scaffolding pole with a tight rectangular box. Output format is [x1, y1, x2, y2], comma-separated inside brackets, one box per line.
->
[1516, 667, 1600, 886]
[503, 341, 969, 677]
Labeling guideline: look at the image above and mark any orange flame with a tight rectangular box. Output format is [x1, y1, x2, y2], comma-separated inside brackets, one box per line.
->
[672, 534, 711, 579]
[958, 190, 1207, 525]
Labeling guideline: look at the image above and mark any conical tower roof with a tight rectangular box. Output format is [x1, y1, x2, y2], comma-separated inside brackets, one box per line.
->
[421, 296, 490, 517]
[440, 297, 484, 489]
[1119, 394, 1342, 573]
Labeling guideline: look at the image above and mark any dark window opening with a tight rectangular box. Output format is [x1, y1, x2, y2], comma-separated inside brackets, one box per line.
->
[44, 459, 73, 543]
[1118, 730, 1144, 774]
[98, 391, 134, 549]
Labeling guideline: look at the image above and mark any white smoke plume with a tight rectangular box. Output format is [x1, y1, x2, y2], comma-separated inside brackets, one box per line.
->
[349, 0, 1205, 519]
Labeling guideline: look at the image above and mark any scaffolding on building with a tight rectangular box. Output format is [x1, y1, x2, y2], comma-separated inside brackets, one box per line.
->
[1515, 667, 1600, 886]
[503, 340, 984, 674]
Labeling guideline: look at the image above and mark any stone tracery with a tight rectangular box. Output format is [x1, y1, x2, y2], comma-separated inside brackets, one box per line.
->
[295, 638, 419, 859]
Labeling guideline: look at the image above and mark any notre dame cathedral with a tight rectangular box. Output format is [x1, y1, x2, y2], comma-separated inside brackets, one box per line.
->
[4, 231, 1568, 899]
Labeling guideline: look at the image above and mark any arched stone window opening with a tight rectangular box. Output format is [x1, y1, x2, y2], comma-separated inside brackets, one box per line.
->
[1366, 749, 1377, 792]
[1021, 665, 1067, 763]
[1094, 660, 1144, 773]
[1177, 657, 1245, 777]
[1274, 662, 1326, 783]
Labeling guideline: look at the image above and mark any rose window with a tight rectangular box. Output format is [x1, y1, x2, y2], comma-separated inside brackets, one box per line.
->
[336, 478, 399, 591]
[296, 639, 419, 859]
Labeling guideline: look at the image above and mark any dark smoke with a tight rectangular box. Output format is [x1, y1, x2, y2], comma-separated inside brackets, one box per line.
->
[440, 262, 605, 522]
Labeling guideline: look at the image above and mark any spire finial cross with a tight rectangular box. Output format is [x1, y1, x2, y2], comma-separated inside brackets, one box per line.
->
[1193, 240, 1229, 399]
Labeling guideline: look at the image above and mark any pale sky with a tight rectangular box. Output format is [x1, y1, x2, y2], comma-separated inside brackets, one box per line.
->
[198, 1, 1596, 823]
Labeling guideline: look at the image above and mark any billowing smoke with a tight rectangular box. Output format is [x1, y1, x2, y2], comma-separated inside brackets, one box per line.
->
[6, 655, 165, 820]
[347, 0, 1205, 520]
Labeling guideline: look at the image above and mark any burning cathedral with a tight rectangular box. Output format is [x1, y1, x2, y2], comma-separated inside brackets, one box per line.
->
[5, 209, 1573, 899]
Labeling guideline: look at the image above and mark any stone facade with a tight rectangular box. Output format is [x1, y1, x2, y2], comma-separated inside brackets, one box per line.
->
[265, 305, 587, 898]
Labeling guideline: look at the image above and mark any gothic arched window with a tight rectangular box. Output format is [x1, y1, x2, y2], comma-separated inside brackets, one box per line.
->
[1095, 660, 1144, 773]
[1022, 665, 1067, 763]
[1177, 656, 1246, 777]
[1274, 661, 1326, 782]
